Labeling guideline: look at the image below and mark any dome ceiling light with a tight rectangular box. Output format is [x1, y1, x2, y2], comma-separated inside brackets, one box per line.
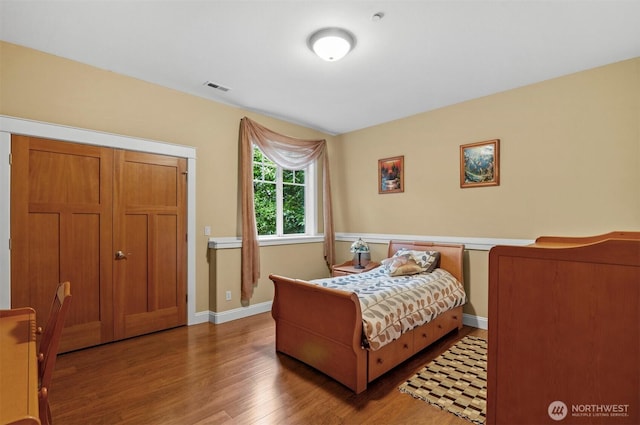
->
[308, 27, 356, 62]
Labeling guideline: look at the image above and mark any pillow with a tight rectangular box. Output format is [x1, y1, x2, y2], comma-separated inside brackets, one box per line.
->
[381, 249, 440, 276]
[397, 249, 440, 273]
[381, 255, 423, 276]
[390, 259, 424, 276]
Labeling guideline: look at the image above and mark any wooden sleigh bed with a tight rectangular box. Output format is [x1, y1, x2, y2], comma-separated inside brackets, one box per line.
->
[269, 240, 466, 394]
[487, 231, 640, 425]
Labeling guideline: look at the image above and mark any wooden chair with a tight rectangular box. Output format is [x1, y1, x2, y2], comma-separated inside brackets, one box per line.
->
[37, 281, 72, 425]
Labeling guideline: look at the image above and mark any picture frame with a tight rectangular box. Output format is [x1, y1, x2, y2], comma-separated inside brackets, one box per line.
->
[460, 139, 500, 188]
[378, 155, 404, 194]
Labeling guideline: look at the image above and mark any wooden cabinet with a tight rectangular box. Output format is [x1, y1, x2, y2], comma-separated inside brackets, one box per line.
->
[331, 261, 380, 277]
[487, 232, 640, 425]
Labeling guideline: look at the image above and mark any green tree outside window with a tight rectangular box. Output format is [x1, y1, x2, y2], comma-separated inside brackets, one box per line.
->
[253, 146, 306, 236]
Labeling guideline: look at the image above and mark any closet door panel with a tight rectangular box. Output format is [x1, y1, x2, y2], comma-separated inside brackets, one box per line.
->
[113, 150, 187, 340]
[11, 136, 114, 352]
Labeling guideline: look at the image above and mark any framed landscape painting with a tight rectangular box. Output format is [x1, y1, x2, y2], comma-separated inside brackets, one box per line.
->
[378, 156, 404, 194]
[460, 139, 500, 188]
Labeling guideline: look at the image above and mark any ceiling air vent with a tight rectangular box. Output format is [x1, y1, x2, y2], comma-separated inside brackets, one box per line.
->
[204, 81, 230, 92]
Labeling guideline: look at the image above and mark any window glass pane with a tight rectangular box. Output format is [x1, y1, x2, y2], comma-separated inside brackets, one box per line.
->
[262, 164, 276, 182]
[283, 183, 305, 234]
[253, 147, 263, 162]
[253, 163, 261, 180]
[283, 169, 305, 184]
[254, 181, 276, 235]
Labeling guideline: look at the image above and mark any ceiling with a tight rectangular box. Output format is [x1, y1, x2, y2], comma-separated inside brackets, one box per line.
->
[2, 1, 640, 136]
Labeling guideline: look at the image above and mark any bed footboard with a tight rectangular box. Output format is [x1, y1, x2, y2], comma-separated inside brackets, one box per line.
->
[270, 274, 368, 393]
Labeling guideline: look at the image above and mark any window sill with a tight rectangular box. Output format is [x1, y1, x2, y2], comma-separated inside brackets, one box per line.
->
[208, 235, 324, 249]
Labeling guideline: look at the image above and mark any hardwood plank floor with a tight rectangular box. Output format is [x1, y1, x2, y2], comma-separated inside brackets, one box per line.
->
[50, 312, 487, 424]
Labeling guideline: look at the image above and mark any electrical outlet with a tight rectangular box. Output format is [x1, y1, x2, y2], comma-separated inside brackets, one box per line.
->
[225, 291, 231, 301]
[204, 226, 211, 236]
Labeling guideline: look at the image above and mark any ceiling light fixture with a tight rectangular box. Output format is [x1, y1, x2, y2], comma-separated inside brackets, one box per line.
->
[308, 27, 355, 62]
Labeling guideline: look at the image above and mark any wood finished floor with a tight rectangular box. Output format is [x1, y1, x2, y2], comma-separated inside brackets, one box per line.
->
[51, 312, 487, 425]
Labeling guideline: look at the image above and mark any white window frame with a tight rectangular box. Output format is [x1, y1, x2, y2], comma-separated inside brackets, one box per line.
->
[253, 145, 317, 239]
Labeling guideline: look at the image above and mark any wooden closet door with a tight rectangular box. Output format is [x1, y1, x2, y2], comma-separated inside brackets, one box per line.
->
[112, 150, 187, 340]
[11, 136, 114, 352]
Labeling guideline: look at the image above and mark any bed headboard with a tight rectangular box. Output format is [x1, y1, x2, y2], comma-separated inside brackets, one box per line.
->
[387, 240, 465, 283]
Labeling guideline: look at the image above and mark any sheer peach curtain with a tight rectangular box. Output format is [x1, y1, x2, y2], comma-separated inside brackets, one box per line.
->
[240, 117, 335, 302]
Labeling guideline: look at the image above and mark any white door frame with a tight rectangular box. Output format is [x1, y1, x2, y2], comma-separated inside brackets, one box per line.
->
[0, 115, 198, 325]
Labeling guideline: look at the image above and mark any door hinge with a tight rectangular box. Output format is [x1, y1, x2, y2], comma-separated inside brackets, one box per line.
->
[182, 171, 188, 181]
[8, 153, 12, 166]
[185, 294, 188, 303]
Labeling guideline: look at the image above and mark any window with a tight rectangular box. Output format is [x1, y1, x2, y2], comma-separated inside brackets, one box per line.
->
[252, 145, 316, 236]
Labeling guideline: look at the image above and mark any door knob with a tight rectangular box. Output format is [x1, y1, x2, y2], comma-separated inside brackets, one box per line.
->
[115, 250, 127, 260]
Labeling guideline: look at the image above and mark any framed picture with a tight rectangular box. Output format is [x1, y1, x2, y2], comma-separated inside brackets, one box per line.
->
[378, 155, 404, 194]
[460, 139, 500, 188]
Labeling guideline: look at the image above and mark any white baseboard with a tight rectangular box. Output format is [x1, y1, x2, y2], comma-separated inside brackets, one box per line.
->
[463, 313, 488, 330]
[202, 305, 487, 332]
[208, 301, 273, 324]
[191, 310, 212, 325]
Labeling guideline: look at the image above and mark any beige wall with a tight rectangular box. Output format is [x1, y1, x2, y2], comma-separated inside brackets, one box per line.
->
[332, 58, 640, 238]
[2, 41, 639, 321]
[330, 57, 640, 317]
[0, 41, 334, 314]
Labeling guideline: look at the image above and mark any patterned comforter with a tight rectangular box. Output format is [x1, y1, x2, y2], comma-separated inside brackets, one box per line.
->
[311, 267, 466, 351]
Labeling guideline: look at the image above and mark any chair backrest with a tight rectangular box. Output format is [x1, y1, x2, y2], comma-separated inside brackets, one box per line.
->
[38, 281, 72, 389]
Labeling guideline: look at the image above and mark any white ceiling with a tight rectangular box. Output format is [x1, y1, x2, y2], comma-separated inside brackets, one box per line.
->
[1, 1, 640, 135]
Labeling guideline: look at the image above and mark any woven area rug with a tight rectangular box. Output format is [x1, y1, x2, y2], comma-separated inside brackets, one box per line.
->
[399, 335, 487, 425]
